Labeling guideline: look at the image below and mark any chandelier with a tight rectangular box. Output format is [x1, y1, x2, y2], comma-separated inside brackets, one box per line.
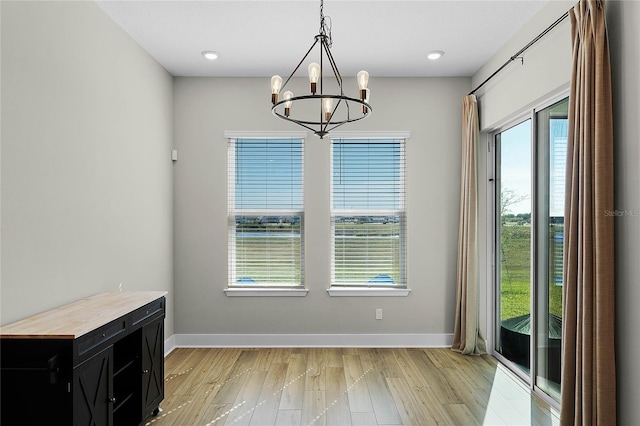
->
[270, 0, 371, 139]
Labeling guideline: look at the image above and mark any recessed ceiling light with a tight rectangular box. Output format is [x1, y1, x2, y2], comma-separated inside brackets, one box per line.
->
[427, 50, 444, 60]
[201, 51, 219, 61]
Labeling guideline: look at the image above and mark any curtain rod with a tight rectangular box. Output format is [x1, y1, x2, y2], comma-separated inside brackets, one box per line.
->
[468, 10, 570, 96]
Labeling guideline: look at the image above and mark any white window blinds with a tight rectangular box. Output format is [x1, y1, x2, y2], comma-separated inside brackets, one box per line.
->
[228, 138, 304, 287]
[331, 138, 407, 287]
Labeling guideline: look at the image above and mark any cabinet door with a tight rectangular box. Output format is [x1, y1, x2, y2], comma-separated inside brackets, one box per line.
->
[141, 319, 164, 417]
[0, 339, 73, 424]
[73, 346, 113, 426]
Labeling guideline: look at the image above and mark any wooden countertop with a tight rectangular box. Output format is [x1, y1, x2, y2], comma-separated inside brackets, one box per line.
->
[0, 291, 167, 339]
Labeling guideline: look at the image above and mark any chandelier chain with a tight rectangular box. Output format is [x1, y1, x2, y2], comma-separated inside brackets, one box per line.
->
[319, 0, 332, 48]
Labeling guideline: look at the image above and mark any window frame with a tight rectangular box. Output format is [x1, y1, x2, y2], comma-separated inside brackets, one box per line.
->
[224, 131, 308, 297]
[327, 132, 411, 297]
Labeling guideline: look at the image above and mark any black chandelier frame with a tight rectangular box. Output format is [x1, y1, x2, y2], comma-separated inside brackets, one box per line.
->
[271, 3, 371, 139]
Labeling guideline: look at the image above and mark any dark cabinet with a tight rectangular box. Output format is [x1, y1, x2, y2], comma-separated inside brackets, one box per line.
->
[0, 292, 166, 426]
[142, 319, 164, 417]
[73, 346, 113, 426]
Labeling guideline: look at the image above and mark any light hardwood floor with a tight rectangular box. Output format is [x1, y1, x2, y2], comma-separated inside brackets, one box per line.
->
[145, 348, 559, 426]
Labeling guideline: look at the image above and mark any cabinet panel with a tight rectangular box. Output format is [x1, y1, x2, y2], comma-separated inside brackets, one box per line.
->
[76, 318, 127, 362]
[0, 339, 73, 424]
[132, 298, 165, 327]
[142, 319, 164, 417]
[73, 346, 113, 426]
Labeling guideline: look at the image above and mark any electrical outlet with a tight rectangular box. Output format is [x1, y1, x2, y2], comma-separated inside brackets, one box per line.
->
[376, 308, 383, 320]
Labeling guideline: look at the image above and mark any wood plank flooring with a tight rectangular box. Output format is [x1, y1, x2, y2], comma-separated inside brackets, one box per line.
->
[145, 348, 559, 426]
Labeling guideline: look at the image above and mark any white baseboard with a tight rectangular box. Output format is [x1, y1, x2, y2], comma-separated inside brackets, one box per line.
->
[167, 333, 453, 349]
[164, 334, 177, 357]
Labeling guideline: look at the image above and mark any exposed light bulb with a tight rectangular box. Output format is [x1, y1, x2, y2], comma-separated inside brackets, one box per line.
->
[323, 98, 333, 121]
[271, 75, 283, 104]
[308, 63, 321, 94]
[357, 70, 369, 100]
[283, 91, 293, 117]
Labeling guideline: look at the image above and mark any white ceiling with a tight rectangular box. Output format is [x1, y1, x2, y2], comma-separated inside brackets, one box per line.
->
[95, 0, 549, 78]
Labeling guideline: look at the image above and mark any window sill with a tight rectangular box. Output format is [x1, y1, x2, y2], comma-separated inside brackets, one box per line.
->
[224, 288, 309, 297]
[327, 288, 411, 297]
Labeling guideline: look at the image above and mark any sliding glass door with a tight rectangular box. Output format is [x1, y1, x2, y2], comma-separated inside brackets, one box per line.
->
[495, 119, 532, 377]
[493, 96, 568, 404]
[534, 98, 568, 401]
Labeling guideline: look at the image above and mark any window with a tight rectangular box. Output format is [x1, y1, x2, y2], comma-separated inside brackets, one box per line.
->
[330, 138, 407, 288]
[227, 136, 304, 289]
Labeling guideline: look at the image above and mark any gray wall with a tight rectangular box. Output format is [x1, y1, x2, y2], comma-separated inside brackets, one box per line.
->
[473, 1, 574, 131]
[173, 77, 469, 337]
[473, 0, 640, 422]
[0, 1, 175, 336]
[608, 1, 640, 423]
